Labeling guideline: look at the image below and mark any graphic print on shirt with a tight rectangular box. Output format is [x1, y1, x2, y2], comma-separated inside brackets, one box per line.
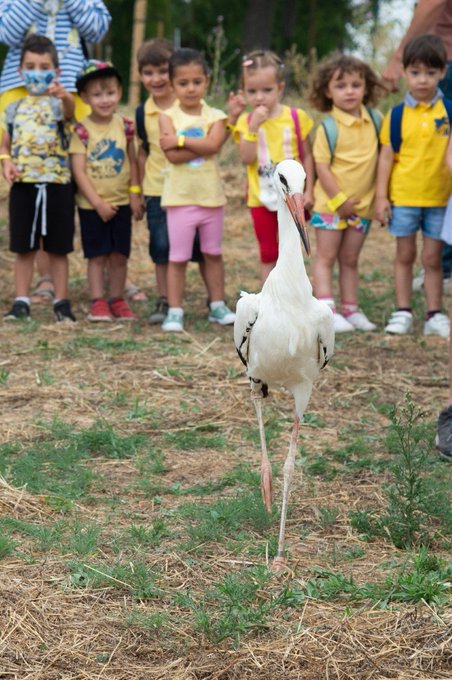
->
[257, 125, 296, 212]
[177, 126, 204, 167]
[88, 139, 125, 179]
[435, 116, 450, 136]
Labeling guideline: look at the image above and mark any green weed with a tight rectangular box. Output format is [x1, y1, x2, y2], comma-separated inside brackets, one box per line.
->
[0, 368, 10, 385]
[69, 560, 162, 599]
[165, 426, 227, 451]
[0, 533, 15, 559]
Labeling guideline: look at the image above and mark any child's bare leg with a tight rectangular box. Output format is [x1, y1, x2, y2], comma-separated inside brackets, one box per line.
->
[260, 262, 276, 284]
[202, 254, 225, 301]
[108, 252, 128, 298]
[155, 263, 168, 298]
[313, 230, 341, 299]
[88, 256, 108, 299]
[422, 236, 443, 311]
[48, 254, 69, 300]
[337, 229, 366, 303]
[167, 261, 188, 307]
[394, 235, 416, 308]
[15, 252, 36, 297]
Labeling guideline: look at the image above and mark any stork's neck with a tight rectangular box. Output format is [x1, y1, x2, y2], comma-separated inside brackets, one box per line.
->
[273, 202, 311, 291]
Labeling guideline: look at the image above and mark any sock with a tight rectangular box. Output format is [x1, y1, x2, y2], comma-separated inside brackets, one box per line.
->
[15, 296, 30, 306]
[427, 309, 441, 320]
[209, 300, 224, 310]
[168, 306, 183, 316]
[397, 307, 412, 314]
[319, 297, 336, 313]
[342, 301, 358, 317]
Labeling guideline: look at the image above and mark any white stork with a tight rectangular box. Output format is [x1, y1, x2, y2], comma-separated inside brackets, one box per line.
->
[234, 159, 335, 570]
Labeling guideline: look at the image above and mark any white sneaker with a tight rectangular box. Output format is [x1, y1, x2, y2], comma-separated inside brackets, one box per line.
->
[162, 308, 184, 332]
[333, 312, 355, 333]
[346, 311, 377, 331]
[385, 310, 413, 335]
[424, 312, 450, 338]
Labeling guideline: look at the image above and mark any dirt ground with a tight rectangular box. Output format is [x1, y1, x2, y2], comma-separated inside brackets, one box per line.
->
[0, 151, 451, 679]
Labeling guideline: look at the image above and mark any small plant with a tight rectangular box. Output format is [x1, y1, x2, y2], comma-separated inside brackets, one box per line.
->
[0, 533, 15, 559]
[317, 506, 339, 530]
[0, 368, 10, 385]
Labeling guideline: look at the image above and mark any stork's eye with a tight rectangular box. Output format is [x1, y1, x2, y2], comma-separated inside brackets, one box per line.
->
[278, 173, 289, 192]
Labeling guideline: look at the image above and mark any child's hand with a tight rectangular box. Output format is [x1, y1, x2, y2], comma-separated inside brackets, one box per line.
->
[337, 197, 358, 219]
[130, 193, 144, 220]
[375, 197, 391, 226]
[160, 132, 179, 151]
[2, 158, 18, 183]
[47, 79, 67, 100]
[95, 199, 118, 222]
[248, 105, 269, 131]
[227, 90, 246, 124]
[303, 189, 314, 213]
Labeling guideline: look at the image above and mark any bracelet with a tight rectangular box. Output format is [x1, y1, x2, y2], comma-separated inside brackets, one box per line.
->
[0, 153, 11, 161]
[177, 135, 185, 148]
[129, 185, 141, 194]
[326, 191, 348, 212]
[225, 122, 235, 133]
[243, 130, 258, 142]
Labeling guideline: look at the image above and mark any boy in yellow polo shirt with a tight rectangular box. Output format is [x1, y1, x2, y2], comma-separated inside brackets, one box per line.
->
[376, 34, 452, 338]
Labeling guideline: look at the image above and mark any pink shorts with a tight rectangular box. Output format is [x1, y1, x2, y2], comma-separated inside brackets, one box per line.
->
[166, 205, 224, 262]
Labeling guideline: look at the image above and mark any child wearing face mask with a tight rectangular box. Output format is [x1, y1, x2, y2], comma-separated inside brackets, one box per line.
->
[0, 33, 76, 322]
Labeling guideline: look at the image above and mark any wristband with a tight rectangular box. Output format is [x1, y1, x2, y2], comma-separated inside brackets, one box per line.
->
[129, 185, 141, 194]
[225, 122, 235, 133]
[327, 191, 348, 212]
[177, 135, 185, 148]
[0, 153, 11, 161]
[243, 130, 258, 142]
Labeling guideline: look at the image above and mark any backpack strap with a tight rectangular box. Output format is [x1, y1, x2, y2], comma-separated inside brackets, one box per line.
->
[389, 102, 405, 154]
[290, 107, 303, 161]
[366, 106, 382, 136]
[442, 97, 452, 126]
[135, 103, 149, 153]
[321, 115, 338, 159]
[122, 116, 135, 142]
[74, 121, 89, 147]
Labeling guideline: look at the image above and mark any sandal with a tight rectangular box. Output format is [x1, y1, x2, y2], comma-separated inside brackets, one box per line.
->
[124, 284, 148, 302]
[30, 276, 55, 303]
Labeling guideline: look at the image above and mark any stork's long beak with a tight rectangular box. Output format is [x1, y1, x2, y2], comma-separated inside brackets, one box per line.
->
[286, 192, 311, 256]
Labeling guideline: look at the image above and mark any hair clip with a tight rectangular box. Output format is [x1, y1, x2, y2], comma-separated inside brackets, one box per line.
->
[242, 58, 254, 67]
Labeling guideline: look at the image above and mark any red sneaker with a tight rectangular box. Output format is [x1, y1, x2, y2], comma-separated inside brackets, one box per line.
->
[109, 297, 137, 321]
[87, 298, 113, 322]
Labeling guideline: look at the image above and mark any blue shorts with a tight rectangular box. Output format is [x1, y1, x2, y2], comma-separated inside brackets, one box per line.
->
[145, 195, 203, 264]
[79, 205, 131, 259]
[389, 206, 446, 240]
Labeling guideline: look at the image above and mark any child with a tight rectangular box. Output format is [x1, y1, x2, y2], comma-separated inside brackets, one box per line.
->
[70, 60, 142, 322]
[309, 53, 383, 333]
[136, 38, 205, 323]
[233, 50, 314, 284]
[376, 34, 451, 338]
[159, 47, 236, 332]
[0, 34, 76, 322]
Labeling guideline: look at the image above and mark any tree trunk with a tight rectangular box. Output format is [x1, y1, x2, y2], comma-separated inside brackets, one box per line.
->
[128, 0, 148, 107]
[282, 0, 298, 48]
[242, 0, 277, 52]
[307, 0, 318, 55]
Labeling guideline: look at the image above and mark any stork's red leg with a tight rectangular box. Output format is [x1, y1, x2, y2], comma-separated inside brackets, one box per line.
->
[252, 395, 273, 513]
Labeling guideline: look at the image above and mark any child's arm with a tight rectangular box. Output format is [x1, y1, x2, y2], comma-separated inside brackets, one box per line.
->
[375, 144, 394, 225]
[0, 130, 18, 183]
[315, 162, 358, 218]
[159, 113, 201, 165]
[71, 153, 118, 222]
[47, 80, 75, 120]
[160, 119, 227, 156]
[302, 136, 315, 212]
[239, 105, 269, 164]
[127, 138, 144, 221]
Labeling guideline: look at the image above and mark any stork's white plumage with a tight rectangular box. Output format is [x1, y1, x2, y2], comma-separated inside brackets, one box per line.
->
[234, 159, 335, 570]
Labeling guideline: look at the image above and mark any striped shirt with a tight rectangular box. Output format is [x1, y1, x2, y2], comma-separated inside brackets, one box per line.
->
[0, 0, 111, 93]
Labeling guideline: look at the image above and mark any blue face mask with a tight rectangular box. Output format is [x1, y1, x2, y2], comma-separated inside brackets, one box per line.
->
[21, 69, 56, 95]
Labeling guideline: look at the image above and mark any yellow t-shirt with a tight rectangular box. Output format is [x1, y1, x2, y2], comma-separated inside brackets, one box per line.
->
[380, 98, 452, 207]
[160, 100, 227, 208]
[5, 95, 71, 184]
[141, 96, 169, 197]
[234, 105, 313, 208]
[69, 113, 134, 209]
[313, 105, 380, 219]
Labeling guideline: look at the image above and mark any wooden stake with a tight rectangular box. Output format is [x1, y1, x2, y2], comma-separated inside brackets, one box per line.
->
[128, 0, 148, 107]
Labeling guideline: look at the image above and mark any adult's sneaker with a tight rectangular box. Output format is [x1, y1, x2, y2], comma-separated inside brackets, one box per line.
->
[149, 296, 169, 324]
[208, 301, 235, 325]
[162, 308, 184, 332]
[436, 404, 452, 460]
[4, 300, 30, 321]
[424, 312, 450, 338]
[385, 310, 413, 335]
[87, 298, 113, 322]
[109, 297, 136, 321]
[333, 312, 354, 333]
[346, 310, 376, 331]
[54, 299, 76, 322]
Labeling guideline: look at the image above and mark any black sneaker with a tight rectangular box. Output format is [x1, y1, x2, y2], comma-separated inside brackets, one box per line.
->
[4, 300, 30, 321]
[148, 296, 169, 324]
[54, 299, 76, 323]
[436, 405, 452, 461]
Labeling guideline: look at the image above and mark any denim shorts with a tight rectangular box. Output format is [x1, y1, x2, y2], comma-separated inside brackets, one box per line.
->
[145, 196, 203, 264]
[389, 206, 446, 240]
